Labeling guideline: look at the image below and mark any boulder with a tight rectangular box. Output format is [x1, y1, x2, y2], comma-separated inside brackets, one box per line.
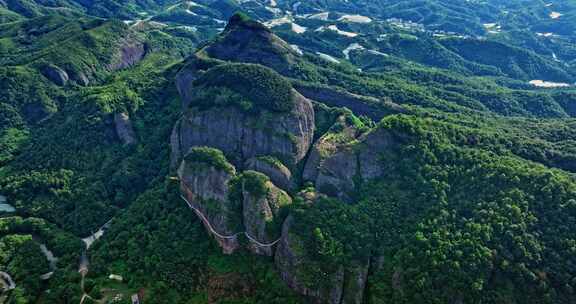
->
[41, 64, 69, 86]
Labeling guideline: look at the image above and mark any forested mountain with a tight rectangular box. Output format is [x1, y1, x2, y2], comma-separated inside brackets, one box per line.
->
[2, 1, 576, 303]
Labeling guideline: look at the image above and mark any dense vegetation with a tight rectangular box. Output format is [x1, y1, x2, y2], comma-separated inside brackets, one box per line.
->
[290, 115, 576, 303]
[184, 146, 236, 174]
[3, 1, 576, 303]
[193, 63, 295, 112]
[88, 181, 302, 303]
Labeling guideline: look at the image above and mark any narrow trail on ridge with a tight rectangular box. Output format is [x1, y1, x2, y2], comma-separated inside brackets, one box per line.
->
[180, 195, 282, 247]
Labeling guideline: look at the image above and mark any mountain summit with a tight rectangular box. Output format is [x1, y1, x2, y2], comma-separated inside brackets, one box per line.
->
[200, 12, 301, 75]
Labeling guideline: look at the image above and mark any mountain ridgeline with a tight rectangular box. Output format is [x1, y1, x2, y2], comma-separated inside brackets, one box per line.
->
[2, 2, 576, 304]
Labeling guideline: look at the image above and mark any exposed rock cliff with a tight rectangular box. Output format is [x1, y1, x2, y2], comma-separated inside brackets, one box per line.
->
[341, 261, 370, 304]
[41, 64, 69, 86]
[114, 112, 137, 145]
[274, 216, 345, 304]
[107, 38, 147, 71]
[311, 127, 394, 202]
[178, 147, 240, 253]
[171, 89, 315, 169]
[245, 156, 294, 191]
[303, 115, 364, 184]
[294, 83, 407, 121]
[239, 171, 292, 256]
[177, 148, 293, 255]
[171, 13, 403, 304]
[274, 213, 371, 304]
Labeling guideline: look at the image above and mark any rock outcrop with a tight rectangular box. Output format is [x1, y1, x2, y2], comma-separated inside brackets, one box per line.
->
[303, 115, 364, 184]
[294, 83, 407, 121]
[175, 63, 201, 110]
[71, 71, 90, 86]
[274, 215, 371, 304]
[245, 156, 294, 191]
[171, 90, 315, 169]
[274, 216, 345, 304]
[40, 64, 69, 86]
[177, 148, 292, 255]
[178, 147, 240, 253]
[341, 261, 371, 304]
[171, 13, 403, 304]
[114, 112, 136, 145]
[107, 38, 146, 71]
[240, 171, 292, 256]
[309, 127, 394, 202]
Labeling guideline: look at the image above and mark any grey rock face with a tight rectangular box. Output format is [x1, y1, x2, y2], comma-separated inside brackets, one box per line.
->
[242, 177, 291, 256]
[314, 150, 359, 202]
[171, 91, 315, 169]
[114, 112, 136, 145]
[312, 128, 394, 203]
[72, 72, 90, 86]
[41, 65, 69, 86]
[245, 157, 294, 191]
[294, 84, 406, 121]
[274, 215, 370, 304]
[108, 38, 146, 71]
[178, 156, 240, 254]
[303, 115, 362, 183]
[175, 68, 199, 110]
[170, 121, 182, 169]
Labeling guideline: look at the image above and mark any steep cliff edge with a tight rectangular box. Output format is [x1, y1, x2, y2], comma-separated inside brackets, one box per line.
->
[238, 171, 292, 256]
[177, 147, 293, 256]
[310, 127, 394, 203]
[178, 147, 240, 253]
[171, 63, 315, 169]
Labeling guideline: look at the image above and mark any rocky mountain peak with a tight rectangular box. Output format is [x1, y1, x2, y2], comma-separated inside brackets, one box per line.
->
[201, 12, 300, 75]
[224, 12, 272, 33]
